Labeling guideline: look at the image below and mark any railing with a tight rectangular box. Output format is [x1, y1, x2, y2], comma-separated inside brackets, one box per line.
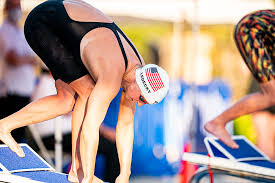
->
[190, 167, 275, 183]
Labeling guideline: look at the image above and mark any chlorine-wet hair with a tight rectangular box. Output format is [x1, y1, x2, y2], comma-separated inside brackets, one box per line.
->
[135, 64, 169, 104]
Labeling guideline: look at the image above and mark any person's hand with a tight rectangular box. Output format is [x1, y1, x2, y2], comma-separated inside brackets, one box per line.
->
[5, 50, 37, 66]
[115, 174, 129, 183]
[26, 56, 37, 66]
[5, 50, 19, 66]
[0, 130, 25, 157]
[205, 120, 239, 149]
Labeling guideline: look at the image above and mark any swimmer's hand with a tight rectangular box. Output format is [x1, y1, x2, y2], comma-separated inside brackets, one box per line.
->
[205, 120, 239, 149]
[0, 130, 25, 157]
[115, 174, 129, 183]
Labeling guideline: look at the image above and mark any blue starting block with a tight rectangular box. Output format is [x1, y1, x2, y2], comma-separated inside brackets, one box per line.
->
[0, 144, 108, 183]
[183, 136, 275, 182]
[0, 144, 69, 183]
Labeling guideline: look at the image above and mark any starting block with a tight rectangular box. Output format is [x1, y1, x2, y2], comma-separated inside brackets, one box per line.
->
[183, 136, 275, 182]
[0, 144, 69, 183]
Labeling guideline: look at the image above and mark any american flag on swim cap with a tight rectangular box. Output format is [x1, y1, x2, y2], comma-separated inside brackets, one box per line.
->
[145, 67, 164, 92]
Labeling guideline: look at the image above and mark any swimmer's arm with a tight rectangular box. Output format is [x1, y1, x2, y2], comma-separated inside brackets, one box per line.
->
[84, 76, 121, 129]
[116, 91, 136, 179]
[0, 36, 5, 58]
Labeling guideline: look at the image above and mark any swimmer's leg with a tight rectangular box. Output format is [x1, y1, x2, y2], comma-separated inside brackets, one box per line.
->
[67, 95, 86, 183]
[68, 75, 105, 183]
[79, 92, 110, 183]
[0, 79, 75, 157]
[68, 75, 94, 183]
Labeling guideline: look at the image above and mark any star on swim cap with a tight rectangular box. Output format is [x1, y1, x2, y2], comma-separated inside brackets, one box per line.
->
[135, 64, 169, 104]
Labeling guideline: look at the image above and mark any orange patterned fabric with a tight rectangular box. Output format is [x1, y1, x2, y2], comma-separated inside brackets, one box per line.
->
[234, 10, 275, 83]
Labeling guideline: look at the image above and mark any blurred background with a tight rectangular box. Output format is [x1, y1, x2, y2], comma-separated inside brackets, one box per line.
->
[0, 0, 274, 183]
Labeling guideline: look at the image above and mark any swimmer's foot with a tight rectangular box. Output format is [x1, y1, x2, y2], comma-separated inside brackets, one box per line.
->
[205, 120, 239, 149]
[0, 128, 25, 157]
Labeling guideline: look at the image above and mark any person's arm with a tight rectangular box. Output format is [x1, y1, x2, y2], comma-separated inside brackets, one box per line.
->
[0, 35, 6, 59]
[5, 50, 36, 66]
[115, 91, 136, 183]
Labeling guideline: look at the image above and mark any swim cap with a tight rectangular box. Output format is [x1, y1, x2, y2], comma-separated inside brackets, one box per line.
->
[135, 64, 169, 104]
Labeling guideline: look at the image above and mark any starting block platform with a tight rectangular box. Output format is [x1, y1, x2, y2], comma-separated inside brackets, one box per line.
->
[0, 144, 71, 183]
[0, 144, 70, 183]
[183, 136, 275, 183]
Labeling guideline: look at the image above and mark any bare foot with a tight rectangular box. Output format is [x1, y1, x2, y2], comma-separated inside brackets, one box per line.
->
[0, 129, 25, 157]
[205, 120, 239, 149]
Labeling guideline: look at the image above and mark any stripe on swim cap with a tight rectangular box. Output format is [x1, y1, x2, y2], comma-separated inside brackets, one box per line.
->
[145, 67, 164, 92]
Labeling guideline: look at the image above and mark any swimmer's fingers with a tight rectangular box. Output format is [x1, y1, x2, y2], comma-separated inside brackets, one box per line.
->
[205, 121, 239, 149]
[220, 135, 239, 149]
[0, 132, 25, 157]
[93, 176, 104, 183]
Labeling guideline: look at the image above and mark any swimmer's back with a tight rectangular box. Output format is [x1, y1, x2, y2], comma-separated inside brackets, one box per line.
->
[62, 0, 112, 23]
[63, 0, 145, 81]
[25, 0, 144, 83]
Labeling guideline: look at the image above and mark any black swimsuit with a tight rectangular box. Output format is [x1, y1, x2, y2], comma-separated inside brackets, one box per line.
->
[24, 0, 142, 83]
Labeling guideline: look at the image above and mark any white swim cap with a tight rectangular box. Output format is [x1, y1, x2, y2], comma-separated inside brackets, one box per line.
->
[135, 64, 169, 104]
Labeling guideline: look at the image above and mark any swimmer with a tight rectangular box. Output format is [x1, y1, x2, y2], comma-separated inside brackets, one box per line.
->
[205, 10, 275, 149]
[0, 0, 169, 182]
